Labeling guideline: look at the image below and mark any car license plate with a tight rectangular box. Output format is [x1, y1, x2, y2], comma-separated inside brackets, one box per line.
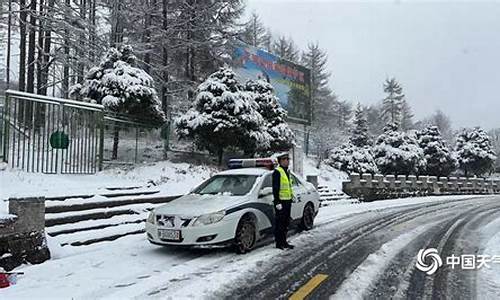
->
[158, 229, 181, 241]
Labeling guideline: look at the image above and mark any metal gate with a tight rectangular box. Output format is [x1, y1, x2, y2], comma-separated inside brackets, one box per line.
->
[1, 90, 104, 174]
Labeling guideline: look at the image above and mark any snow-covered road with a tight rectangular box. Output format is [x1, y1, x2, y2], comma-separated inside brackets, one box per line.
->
[3, 195, 500, 299]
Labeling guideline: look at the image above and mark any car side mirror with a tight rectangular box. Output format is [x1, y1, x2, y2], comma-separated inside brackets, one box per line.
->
[258, 187, 273, 198]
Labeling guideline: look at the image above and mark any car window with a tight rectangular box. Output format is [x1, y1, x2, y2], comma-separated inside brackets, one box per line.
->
[192, 175, 258, 196]
[261, 174, 272, 189]
[291, 174, 302, 187]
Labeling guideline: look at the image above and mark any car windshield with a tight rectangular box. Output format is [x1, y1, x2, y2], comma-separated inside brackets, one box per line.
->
[192, 175, 258, 196]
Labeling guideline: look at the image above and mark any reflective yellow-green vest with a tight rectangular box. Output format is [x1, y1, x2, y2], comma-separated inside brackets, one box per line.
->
[276, 166, 293, 201]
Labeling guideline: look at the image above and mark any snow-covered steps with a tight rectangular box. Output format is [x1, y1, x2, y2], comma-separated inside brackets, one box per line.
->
[56, 222, 146, 247]
[45, 188, 161, 202]
[42, 187, 182, 247]
[45, 194, 179, 213]
[317, 185, 351, 201]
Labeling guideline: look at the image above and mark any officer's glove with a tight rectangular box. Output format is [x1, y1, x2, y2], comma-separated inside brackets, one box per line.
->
[275, 203, 282, 211]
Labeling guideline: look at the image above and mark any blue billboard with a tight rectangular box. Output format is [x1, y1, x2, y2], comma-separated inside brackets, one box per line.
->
[231, 41, 312, 125]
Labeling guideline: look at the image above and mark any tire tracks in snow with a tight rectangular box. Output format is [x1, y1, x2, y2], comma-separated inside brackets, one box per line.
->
[222, 197, 494, 299]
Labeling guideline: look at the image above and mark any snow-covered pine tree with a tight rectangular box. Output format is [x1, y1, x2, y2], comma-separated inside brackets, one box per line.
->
[400, 99, 415, 131]
[327, 143, 378, 175]
[244, 79, 294, 154]
[301, 42, 333, 125]
[71, 45, 165, 122]
[351, 103, 371, 147]
[382, 78, 405, 126]
[70, 44, 166, 159]
[373, 123, 426, 175]
[417, 126, 457, 177]
[175, 67, 270, 165]
[455, 127, 497, 176]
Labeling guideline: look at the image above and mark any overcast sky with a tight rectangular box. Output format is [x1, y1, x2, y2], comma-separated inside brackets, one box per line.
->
[245, 0, 500, 129]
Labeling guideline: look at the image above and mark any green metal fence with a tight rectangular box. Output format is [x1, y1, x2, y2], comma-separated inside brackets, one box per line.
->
[1, 90, 103, 174]
[1, 90, 166, 174]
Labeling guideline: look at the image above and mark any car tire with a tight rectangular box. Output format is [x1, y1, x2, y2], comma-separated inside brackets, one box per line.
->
[300, 203, 315, 231]
[234, 216, 256, 254]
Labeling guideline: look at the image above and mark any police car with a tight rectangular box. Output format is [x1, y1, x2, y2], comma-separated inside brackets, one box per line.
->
[146, 158, 320, 253]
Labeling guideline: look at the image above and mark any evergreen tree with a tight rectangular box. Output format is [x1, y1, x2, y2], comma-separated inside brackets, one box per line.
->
[373, 123, 426, 175]
[455, 127, 497, 176]
[417, 126, 457, 177]
[240, 12, 266, 48]
[272, 36, 299, 63]
[71, 45, 165, 123]
[175, 67, 270, 165]
[245, 79, 294, 153]
[71, 45, 166, 160]
[301, 42, 333, 124]
[400, 99, 415, 131]
[382, 78, 405, 126]
[365, 104, 385, 136]
[351, 103, 371, 147]
[334, 99, 353, 131]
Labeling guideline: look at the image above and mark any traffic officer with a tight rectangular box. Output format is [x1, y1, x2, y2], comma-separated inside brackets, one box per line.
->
[272, 152, 295, 250]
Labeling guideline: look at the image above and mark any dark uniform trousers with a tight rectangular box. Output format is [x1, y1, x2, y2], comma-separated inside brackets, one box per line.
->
[274, 200, 292, 247]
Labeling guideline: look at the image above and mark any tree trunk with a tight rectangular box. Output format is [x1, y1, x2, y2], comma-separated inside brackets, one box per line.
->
[39, 0, 55, 96]
[62, 0, 70, 98]
[89, 0, 96, 63]
[143, 0, 153, 73]
[18, 0, 27, 92]
[36, 0, 44, 94]
[77, 0, 86, 84]
[161, 0, 169, 115]
[112, 124, 120, 160]
[26, 0, 36, 93]
[25, 0, 37, 128]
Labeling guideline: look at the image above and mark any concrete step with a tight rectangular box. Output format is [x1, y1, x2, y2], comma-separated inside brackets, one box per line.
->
[55, 222, 146, 247]
[45, 203, 157, 227]
[48, 218, 146, 237]
[45, 189, 160, 202]
[45, 195, 180, 213]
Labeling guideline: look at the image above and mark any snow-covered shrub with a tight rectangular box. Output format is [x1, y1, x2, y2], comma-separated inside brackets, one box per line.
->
[327, 143, 378, 174]
[455, 127, 497, 176]
[175, 67, 271, 164]
[373, 123, 426, 175]
[71, 45, 165, 124]
[245, 79, 294, 154]
[417, 126, 457, 177]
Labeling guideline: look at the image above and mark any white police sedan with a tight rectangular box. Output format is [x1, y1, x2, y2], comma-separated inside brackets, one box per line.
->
[146, 159, 320, 253]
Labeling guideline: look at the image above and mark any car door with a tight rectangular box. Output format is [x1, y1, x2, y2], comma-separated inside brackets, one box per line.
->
[290, 173, 307, 220]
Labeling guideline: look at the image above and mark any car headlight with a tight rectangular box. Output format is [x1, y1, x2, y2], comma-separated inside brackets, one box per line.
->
[192, 210, 226, 226]
[147, 211, 155, 224]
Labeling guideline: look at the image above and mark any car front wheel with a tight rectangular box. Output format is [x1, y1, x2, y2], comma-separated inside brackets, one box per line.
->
[300, 203, 315, 231]
[234, 216, 256, 254]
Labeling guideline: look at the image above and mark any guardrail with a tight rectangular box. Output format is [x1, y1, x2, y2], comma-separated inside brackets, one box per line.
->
[342, 173, 500, 201]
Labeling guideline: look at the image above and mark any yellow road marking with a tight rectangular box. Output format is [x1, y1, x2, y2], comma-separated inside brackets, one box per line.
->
[289, 274, 329, 300]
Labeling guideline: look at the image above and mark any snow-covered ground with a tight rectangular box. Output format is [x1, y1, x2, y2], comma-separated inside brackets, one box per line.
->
[1, 194, 489, 299]
[477, 217, 500, 299]
[303, 157, 348, 193]
[0, 161, 217, 216]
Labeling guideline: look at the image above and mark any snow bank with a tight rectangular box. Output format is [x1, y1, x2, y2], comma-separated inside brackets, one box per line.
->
[476, 217, 500, 299]
[303, 156, 348, 193]
[0, 161, 218, 215]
